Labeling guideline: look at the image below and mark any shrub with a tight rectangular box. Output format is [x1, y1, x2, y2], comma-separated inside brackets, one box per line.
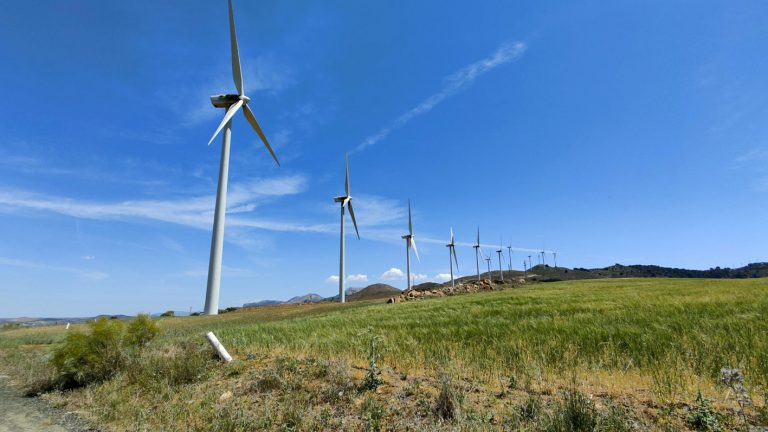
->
[125, 314, 159, 349]
[51, 315, 161, 388]
[160, 310, 175, 317]
[51, 317, 127, 388]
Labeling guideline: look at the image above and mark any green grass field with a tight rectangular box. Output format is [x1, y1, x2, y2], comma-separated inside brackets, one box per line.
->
[2, 278, 767, 430]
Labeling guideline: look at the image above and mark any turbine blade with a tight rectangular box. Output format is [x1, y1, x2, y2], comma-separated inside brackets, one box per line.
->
[476, 227, 480, 247]
[410, 236, 420, 262]
[408, 200, 413, 236]
[345, 154, 350, 196]
[452, 246, 459, 272]
[347, 200, 360, 240]
[242, 104, 280, 166]
[207, 99, 243, 145]
[450, 227, 454, 245]
[228, 0, 243, 95]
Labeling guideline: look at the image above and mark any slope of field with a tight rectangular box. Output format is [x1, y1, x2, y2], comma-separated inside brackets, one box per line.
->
[1, 278, 767, 430]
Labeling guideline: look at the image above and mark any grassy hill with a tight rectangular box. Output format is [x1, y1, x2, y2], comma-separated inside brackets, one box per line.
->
[1, 278, 767, 430]
[345, 283, 400, 301]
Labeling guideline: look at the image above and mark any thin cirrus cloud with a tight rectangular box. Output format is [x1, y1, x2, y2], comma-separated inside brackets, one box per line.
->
[355, 41, 527, 152]
[325, 274, 368, 284]
[0, 175, 331, 233]
[0, 257, 108, 281]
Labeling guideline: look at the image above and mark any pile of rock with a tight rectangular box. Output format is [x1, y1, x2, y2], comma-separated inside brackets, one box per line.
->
[387, 278, 525, 303]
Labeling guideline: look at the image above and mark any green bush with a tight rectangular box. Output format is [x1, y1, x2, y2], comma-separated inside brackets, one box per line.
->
[125, 314, 159, 348]
[51, 315, 160, 388]
[125, 340, 212, 388]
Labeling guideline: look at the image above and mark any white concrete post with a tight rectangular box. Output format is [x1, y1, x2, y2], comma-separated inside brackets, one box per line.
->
[205, 331, 233, 363]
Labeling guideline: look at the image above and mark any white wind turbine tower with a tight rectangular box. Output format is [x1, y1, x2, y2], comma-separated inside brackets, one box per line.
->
[507, 243, 513, 271]
[445, 228, 459, 289]
[496, 240, 504, 282]
[204, 0, 280, 315]
[473, 227, 482, 281]
[553, 250, 558, 268]
[541, 250, 546, 266]
[484, 254, 492, 279]
[334, 154, 360, 304]
[401, 201, 419, 291]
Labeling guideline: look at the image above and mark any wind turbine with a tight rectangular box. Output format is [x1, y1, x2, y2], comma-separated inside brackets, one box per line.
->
[553, 250, 558, 268]
[496, 240, 504, 282]
[523, 260, 528, 278]
[204, 0, 280, 315]
[507, 243, 513, 271]
[541, 250, 546, 266]
[445, 228, 459, 289]
[473, 227, 482, 281]
[401, 201, 419, 291]
[484, 254, 492, 279]
[528, 255, 533, 269]
[334, 154, 360, 304]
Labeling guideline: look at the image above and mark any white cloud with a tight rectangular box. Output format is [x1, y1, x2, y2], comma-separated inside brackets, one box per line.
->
[356, 41, 526, 152]
[380, 267, 405, 280]
[434, 273, 452, 282]
[0, 257, 108, 281]
[346, 274, 368, 283]
[0, 175, 333, 234]
[411, 274, 428, 282]
[326, 274, 368, 284]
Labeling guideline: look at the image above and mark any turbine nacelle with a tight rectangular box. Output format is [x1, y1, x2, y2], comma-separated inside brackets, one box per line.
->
[210, 94, 250, 108]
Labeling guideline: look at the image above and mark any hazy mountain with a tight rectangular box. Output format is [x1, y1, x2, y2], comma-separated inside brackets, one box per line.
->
[284, 293, 324, 304]
[243, 300, 282, 308]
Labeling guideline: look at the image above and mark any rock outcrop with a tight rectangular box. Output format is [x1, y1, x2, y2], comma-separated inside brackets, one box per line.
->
[387, 278, 525, 303]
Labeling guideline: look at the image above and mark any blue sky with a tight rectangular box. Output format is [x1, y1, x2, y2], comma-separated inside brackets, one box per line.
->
[1, 1, 767, 317]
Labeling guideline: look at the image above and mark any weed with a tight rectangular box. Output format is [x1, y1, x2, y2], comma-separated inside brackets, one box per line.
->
[518, 394, 542, 422]
[547, 389, 598, 432]
[361, 334, 385, 391]
[362, 395, 385, 432]
[435, 375, 463, 421]
[687, 391, 722, 432]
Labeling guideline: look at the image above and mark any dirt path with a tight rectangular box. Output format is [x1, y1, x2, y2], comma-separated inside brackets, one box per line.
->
[0, 376, 94, 432]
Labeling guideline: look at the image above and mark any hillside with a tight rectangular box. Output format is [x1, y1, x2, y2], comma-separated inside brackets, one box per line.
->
[345, 283, 400, 300]
[2, 278, 766, 430]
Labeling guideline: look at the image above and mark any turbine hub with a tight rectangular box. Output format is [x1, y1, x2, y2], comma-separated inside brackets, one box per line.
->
[210, 94, 241, 108]
[239, 95, 251, 103]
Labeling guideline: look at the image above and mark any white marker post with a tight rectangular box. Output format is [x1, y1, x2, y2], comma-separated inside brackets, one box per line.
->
[65, 323, 70, 330]
[205, 331, 233, 363]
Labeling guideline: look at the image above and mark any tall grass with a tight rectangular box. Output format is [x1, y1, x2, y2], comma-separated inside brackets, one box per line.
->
[1, 278, 766, 430]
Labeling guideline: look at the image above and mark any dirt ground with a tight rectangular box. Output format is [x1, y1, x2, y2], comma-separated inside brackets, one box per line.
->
[0, 376, 93, 432]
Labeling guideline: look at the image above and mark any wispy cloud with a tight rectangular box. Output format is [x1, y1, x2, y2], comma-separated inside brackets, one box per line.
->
[0, 175, 332, 234]
[355, 41, 527, 152]
[325, 274, 368, 284]
[0, 257, 108, 280]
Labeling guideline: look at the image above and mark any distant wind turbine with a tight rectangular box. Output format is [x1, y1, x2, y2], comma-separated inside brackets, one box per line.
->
[496, 240, 504, 282]
[473, 227, 482, 281]
[541, 250, 546, 266]
[553, 250, 558, 268]
[528, 255, 533, 269]
[484, 254, 492, 279]
[334, 154, 360, 304]
[204, 0, 280, 315]
[507, 243, 513, 271]
[445, 228, 459, 289]
[401, 201, 419, 291]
